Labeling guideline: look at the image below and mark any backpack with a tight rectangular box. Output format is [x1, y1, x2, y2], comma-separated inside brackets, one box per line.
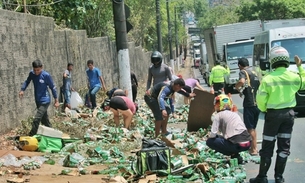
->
[242, 69, 260, 104]
[132, 139, 171, 175]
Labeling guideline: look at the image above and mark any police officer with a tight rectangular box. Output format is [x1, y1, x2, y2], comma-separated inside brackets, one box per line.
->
[250, 46, 305, 183]
[209, 60, 230, 96]
[146, 51, 172, 95]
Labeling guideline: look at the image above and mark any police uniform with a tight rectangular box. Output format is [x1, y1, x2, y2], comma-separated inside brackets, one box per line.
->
[250, 47, 305, 183]
[209, 64, 229, 96]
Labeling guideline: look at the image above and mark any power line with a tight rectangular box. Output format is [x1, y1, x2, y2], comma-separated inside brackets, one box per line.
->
[2, 0, 63, 7]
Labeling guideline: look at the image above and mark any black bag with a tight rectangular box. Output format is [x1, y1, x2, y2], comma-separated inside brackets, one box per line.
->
[133, 139, 171, 175]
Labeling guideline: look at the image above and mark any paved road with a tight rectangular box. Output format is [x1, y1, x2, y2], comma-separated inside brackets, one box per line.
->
[193, 68, 305, 183]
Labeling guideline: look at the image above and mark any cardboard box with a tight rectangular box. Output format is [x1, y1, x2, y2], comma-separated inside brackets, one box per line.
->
[187, 88, 215, 131]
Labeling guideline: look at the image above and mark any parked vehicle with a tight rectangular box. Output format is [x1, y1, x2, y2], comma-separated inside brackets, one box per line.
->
[253, 26, 305, 112]
[199, 40, 208, 83]
[262, 18, 305, 31]
[203, 20, 262, 92]
[222, 39, 254, 93]
[193, 49, 201, 68]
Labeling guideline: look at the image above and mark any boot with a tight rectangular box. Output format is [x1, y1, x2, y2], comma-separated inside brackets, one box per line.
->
[274, 156, 287, 183]
[249, 157, 271, 183]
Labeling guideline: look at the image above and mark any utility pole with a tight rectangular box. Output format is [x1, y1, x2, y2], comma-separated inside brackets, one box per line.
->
[166, 0, 174, 72]
[23, 0, 27, 13]
[174, 6, 178, 58]
[112, 0, 132, 100]
[175, 6, 180, 71]
[155, 0, 162, 53]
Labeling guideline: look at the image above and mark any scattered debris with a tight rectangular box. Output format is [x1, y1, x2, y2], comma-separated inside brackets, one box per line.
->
[0, 87, 259, 182]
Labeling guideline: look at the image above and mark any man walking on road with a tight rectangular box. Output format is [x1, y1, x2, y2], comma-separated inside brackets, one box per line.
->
[250, 46, 305, 183]
[235, 58, 260, 156]
[209, 61, 229, 96]
[19, 59, 59, 136]
[86, 60, 107, 109]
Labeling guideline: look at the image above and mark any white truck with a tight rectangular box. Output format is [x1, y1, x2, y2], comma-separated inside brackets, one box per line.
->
[262, 18, 305, 31]
[199, 40, 208, 78]
[202, 20, 262, 91]
[253, 25, 305, 112]
[222, 39, 255, 93]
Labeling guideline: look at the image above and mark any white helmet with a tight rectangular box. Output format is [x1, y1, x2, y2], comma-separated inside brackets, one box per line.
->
[269, 46, 290, 69]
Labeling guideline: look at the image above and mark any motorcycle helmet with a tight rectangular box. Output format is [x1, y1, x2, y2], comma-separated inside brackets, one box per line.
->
[269, 46, 290, 69]
[151, 51, 163, 67]
[214, 94, 232, 111]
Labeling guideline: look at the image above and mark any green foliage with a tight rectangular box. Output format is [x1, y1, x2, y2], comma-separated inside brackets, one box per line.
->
[197, 1, 239, 30]
[236, 0, 305, 21]
[126, 0, 156, 50]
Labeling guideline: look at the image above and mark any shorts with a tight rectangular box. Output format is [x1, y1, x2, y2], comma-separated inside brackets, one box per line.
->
[64, 90, 71, 104]
[113, 90, 126, 97]
[243, 106, 260, 129]
[144, 95, 171, 121]
[110, 97, 128, 110]
[183, 86, 192, 93]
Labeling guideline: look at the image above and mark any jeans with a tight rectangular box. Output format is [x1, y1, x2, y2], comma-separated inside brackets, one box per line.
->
[64, 89, 71, 104]
[206, 136, 250, 156]
[89, 86, 101, 108]
[29, 103, 52, 136]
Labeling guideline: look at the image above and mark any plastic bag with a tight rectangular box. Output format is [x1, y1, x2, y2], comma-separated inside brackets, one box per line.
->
[38, 136, 63, 153]
[70, 91, 84, 109]
[174, 93, 185, 109]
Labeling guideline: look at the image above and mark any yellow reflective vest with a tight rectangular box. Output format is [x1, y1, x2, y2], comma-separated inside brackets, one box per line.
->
[209, 65, 230, 85]
[256, 66, 305, 112]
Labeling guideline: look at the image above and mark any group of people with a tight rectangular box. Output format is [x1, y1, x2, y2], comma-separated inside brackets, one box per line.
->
[18, 46, 303, 183]
[206, 57, 260, 166]
[207, 46, 305, 183]
[19, 59, 137, 134]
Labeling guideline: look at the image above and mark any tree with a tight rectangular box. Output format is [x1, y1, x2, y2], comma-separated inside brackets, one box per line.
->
[236, 0, 305, 21]
[197, 0, 239, 29]
[1, 0, 192, 52]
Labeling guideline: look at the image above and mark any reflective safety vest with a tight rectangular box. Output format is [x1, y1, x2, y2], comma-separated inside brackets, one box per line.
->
[209, 65, 229, 85]
[256, 67, 305, 112]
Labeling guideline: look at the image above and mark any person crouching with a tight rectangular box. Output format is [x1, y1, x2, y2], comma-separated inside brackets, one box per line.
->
[206, 94, 251, 164]
[101, 96, 136, 129]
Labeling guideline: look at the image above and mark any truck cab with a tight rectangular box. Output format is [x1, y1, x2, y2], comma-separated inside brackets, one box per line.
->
[222, 39, 254, 93]
[253, 26, 305, 112]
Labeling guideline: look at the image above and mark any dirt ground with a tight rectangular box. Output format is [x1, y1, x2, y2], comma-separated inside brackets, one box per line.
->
[0, 56, 194, 183]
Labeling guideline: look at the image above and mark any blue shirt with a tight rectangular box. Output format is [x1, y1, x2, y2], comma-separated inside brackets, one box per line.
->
[21, 70, 58, 104]
[150, 82, 190, 113]
[86, 67, 102, 89]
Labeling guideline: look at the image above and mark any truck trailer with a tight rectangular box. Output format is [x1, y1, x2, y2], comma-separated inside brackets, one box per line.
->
[202, 20, 262, 91]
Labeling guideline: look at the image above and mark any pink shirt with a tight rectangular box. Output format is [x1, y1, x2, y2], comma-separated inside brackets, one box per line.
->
[185, 78, 197, 89]
[119, 96, 136, 114]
